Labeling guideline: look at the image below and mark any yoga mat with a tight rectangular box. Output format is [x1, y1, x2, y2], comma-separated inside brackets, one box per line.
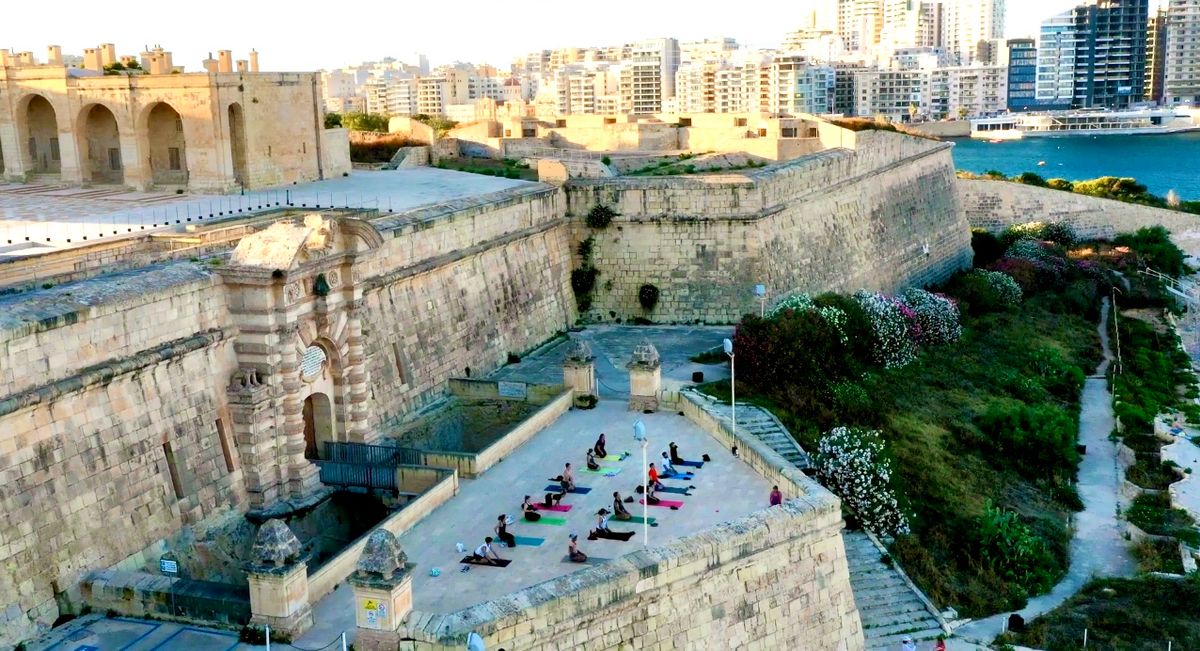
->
[676, 459, 704, 468]
[511, 536, 545, 547]
[527, 515, 568, 526]
[639, 499, 685, 509]
[662, 472, 695, 480]
[583, 467, 621, 475]
[589, 530, 636, 541]
[460, 557, 512, 567]
[532, 503, 572, 512]
[626, 515, 658, 525]
[659, 486, 691, 495]
[543, 485, 591, 494]
[601, 454, 630, 462]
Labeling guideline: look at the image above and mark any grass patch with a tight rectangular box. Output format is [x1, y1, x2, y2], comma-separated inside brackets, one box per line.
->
[1112, 312, 1198, 434]
[434, 157, 536, 180]
[1011, 576, 1200, 650]
[1132, 538, 1185, 574]
[689, 348, 727, 364]
[1125, 457, 1181, 490]
[1125, 492, 1200, 545]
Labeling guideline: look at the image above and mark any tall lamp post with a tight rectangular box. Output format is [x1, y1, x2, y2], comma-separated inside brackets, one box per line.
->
[754, 284, 767, 318]
[633, 420, 648, 547]
[723, 338, 735, 442]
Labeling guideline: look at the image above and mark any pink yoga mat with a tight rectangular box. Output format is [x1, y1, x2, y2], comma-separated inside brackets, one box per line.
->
[534, 504, 573, 512]
[639, 499, 684, 509]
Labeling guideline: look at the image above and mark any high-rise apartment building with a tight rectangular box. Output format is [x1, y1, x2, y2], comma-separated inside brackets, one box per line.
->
[763, 54, 836, 114]
[942, 0, 1005, 65]
[1006, 38, 1038, 110]
[1146, 8, 1169, 103]
[619, 38, 681, 114]
[1165, 0, 1200, 104]
[1035, 0, 1148, 109]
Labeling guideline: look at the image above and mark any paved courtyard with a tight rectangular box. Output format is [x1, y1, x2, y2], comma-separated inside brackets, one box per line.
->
[0, 168, 529, 258]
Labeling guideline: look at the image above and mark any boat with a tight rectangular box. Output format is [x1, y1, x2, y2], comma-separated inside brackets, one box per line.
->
[969, 108, 1200, 139]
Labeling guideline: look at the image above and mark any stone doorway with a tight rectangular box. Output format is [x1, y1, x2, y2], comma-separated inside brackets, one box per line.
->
[24, 95, 61, 175]
[146, 102, 188, 186]
[80, 104, 124, 185]
[303, 393, 335, 460]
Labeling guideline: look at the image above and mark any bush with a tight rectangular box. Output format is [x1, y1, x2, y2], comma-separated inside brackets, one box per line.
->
[1015, 172, 1048, 187]
[601, 155, 611, 165]
[971, 229, 1005, 268]
[976, 501, 1059, 596]
[1126, 457, 1181, 490]
[854, 290, 919, 369]
[900, 288, 962, 345]
[1046, 178, 1074, 191]
[1126, 492, 1200, 545]
[768, 293, 850, 344]
[977, 401, 1079, 481]
[638, 284, 660, 311]
[585, 204, 617, 229]
[1112, 226, 1188, 277]
[816, 427, 910, 536]
[341, 112, 390, 132]
[571, 267, 599, 311]
[324, 112, 342, 129]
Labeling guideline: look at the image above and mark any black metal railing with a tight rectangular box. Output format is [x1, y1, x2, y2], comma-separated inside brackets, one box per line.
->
[317, 461, 398, 491]
[323, 441, 423, 466]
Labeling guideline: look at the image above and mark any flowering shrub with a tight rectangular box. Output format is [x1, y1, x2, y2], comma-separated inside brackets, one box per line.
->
[854, 290, 919, 369]
[979, 269, 1023, 306]
[816, 427, 910, 537]
[901, 288, 962, 345]
[768, 293, 849, 344]
[1000, 221, 1076, 247]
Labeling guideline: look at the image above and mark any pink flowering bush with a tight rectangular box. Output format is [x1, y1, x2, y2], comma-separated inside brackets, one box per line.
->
[816, 426, 910, 537]
[854, 290, 919, 369]
[901, 288, 962, 345]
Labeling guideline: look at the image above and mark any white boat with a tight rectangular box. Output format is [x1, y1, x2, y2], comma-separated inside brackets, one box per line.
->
[969, 108, 1200, 139]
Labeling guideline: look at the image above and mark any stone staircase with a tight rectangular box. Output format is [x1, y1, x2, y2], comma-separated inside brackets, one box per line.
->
[843, 531, 946, 650]
[682, 389, 948, 650]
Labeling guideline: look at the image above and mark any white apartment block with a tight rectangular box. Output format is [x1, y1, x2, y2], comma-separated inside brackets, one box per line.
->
[765, 54, 837, 114]
[942, 0, 1005, 65]
[1166, 0, 1200, 104]
[618, 38, 681, 114]
[855, 63, 1005, 120]
[855, 69, 931, 119]
[675, 61, 720, 113]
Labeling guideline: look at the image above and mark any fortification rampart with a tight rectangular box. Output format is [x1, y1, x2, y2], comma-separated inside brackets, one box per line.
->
[565, 131, 972, 322]
[959, 179, 1200, 253]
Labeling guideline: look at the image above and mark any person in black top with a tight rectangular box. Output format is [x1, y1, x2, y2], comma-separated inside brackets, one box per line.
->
[522, 495, 541, 521]
[612, 491, 632, 521]
[669, 441, 684, 465]
[494, 514, 516, 547]
[594, 433, 608, 458]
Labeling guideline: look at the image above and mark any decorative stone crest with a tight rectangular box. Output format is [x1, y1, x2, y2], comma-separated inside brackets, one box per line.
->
[354, 529, 409, 584]
[326, 270, 341, 288]
[284, 282, 304, 305]
[565, 339, 594, 363]
[627, 340, 661, 370]
[249, 519, 303, 569]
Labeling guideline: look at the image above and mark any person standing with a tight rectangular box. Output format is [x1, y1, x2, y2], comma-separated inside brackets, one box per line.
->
[769, 485, 783, 507]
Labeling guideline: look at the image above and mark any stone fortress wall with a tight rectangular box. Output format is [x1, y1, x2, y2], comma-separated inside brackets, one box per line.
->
[0, 124, 973, 647]
[566, 130, 974, 323]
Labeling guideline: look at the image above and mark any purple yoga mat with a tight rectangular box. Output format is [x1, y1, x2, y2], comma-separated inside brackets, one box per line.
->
[639, 499, 685, 508]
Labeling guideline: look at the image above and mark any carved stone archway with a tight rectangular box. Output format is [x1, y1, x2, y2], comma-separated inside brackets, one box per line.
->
[219, 213, 384, 512]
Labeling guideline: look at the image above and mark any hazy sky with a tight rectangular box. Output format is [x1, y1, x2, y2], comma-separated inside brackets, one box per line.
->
[4, 0, 1102, 72]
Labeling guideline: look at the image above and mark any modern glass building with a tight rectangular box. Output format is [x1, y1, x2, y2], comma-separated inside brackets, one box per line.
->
[1006, 38, 1038, 110]
[1034, 0, 1149, 109]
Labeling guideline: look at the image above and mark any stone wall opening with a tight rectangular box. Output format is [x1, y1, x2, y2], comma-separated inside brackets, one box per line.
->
[146, 102, 188, 186]
[303, 392, 335, 460]
[79, 104, 123, 185]
[228, 102, 248, 187]
[24, 95, 61, 175]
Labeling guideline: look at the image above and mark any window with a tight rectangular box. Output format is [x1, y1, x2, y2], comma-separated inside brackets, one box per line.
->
[175, 116, 183, 132]
[215, 418, 236, 472]
[604, 117, 616, 125]
[522, 128, 536, 137]
[49, 138, 60, 161]
[781, 127, 797, 138]
[758, 128, 768, 137]
[555, 119, 567, 127]
[734, 117, 748, 127]
[163, 442, 184, 499]
[168, 147, 181, 171]
[678, 117, 692, 127]
[108, 148, 121, 171]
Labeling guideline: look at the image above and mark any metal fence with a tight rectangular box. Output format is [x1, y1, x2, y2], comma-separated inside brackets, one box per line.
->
[323, 441, 422, 466]
[316, 461, 398, 491]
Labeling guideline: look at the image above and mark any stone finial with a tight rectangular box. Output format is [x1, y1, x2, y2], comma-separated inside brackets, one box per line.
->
[355, 529, 408, 581]
[566, 339, 593, 363]
[250, 519, 303, 568]
[627, 340, 661, 369]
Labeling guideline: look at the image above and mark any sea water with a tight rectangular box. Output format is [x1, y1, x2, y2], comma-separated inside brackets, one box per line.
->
[949, 132, 1200, 200]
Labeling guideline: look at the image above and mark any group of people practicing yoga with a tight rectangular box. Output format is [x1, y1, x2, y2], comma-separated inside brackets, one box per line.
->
[468, 432, 705, 567]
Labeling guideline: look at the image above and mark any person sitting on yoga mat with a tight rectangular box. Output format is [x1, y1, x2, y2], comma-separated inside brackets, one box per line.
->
[639, 481, 662, 504]
[586, 448, 600, 471]
[660, 451, 687, 478]
[562, 463, 576, 491]
[594, 508, 612, 534]
[647, 463, 664, 490]
[495, 514, 517, 547]
[594, 433, 607, 458]
[612, 492, 632, 520]
[669, 441, 684, 465]
[522, 495, 542, 521]
[568, 533, 587, 563]
[472, 537, 504, 565]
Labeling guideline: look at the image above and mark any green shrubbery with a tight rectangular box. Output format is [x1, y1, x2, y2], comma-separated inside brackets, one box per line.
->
[963, 170, 1200, 216]
[976, 401, 1079, 482]
[1126, 492, 1200, 545]
[1112, 226, 1190, 277]
[976, 501, 1059, 598]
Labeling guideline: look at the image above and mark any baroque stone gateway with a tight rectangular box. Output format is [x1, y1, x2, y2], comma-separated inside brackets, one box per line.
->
[0, 120, 972, 648]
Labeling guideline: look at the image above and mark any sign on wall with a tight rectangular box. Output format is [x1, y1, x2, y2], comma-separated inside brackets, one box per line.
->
[497, 381, 528, 399]
[361, 597, 387, 630]
[158, 558, 179, 576]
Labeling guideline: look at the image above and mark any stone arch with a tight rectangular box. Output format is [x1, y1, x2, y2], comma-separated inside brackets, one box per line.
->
[143, 102, 188, 186]
[77, 103, 124, 184]
[227, 102, 248, 187]
[20, 94, 62, 175]
[302, 392, 335, 460]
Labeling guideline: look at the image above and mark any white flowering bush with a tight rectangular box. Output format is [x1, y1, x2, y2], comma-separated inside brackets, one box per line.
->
[854, 290, 918, 369]
[901, 288, 962, 345]
[768, 293, 849, 345]
[816, 426, 910, 537]
[972, 269, 1023, 307]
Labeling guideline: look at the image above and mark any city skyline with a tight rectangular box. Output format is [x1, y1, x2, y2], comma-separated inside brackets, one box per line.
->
[6, 0, 1126, 73]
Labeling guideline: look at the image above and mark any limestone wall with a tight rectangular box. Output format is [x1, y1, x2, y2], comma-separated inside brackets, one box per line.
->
[360, 187, 576, 430]
[396, 492, 863, 651]
[566, 131, 972, 322]
[959, 179, 1200, 252]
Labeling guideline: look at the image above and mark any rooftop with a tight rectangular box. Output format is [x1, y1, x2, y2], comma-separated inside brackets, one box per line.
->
[0, 168, 531, 260]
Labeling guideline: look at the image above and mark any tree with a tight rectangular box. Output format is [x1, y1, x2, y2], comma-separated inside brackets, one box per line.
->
[324, 112, 342, 129]
[341, 112, 389, 133]
[957, 106, 969, 120]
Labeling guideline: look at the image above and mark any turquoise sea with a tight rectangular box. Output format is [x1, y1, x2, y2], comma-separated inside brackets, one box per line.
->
[949, 132, 1200, 201]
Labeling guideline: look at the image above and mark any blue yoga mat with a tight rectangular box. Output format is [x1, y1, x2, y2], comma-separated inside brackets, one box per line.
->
[543, 485, 592, 494]
[511, 535, 545, 547]
[676, 460, 704, 468]
[662, 473, 694, 481]
[659, 486, 691, 495]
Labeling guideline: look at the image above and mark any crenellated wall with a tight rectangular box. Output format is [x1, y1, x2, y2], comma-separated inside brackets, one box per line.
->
[565, 131, 973, 323]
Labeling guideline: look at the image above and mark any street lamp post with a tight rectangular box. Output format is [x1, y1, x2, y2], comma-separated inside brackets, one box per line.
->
[754, 284, 767, 318]
[723, 338, 735, 442]
[633, 420, 648, 546]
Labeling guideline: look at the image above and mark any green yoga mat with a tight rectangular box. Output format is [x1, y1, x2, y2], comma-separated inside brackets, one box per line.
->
[527, 515, 567, 526]
[601, 454, 630, 462]
[625, 516, 657, 525]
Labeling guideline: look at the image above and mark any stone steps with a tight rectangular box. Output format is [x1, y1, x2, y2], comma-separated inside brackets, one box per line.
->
[844, 531, 945, 650]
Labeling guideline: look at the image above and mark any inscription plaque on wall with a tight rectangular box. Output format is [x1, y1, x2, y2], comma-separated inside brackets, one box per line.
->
[497, 381, 528, 399]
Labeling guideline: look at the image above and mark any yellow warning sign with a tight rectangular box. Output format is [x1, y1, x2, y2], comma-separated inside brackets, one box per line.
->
[362, 599, 379, 611]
